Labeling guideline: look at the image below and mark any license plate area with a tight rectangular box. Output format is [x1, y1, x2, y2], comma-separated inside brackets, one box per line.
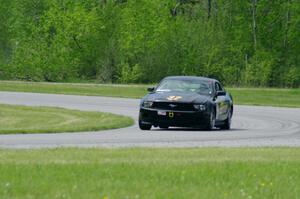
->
[157, 110, 167, 116]
[158, 111, 176, 118]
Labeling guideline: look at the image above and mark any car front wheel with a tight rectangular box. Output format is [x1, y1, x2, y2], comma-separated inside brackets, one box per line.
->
[205, 110, 215, 131]
[139, 120, 152, 130]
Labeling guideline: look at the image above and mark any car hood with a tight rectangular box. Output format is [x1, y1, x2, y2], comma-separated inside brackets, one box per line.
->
[145, 91, 211, 104]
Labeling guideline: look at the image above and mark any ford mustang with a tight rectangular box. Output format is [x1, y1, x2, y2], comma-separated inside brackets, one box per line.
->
[139, 76, 233, 130]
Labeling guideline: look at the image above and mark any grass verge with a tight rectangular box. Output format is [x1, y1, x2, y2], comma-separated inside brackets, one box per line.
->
[0, 81, 300, 107]
[0, 104, 134, 134]
[0, 81, 147, 98]
[0, 148, 299, 198]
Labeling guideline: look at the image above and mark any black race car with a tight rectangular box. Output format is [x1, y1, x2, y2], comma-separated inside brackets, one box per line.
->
[139, 76, 233, 130]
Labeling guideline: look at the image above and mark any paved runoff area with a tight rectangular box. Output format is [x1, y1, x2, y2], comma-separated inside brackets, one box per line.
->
[0, 91, 300, 148]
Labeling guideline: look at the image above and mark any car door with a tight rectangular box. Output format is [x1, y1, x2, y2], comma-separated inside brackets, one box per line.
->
[214, 82, 229, 121]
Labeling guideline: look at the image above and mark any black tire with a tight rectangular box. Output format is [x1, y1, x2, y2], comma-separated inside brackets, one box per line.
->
[139, 120, 152, 130]
[159, 125, 169, 129]
[220, 109, 232, 130]
[205, 110, 216, 131]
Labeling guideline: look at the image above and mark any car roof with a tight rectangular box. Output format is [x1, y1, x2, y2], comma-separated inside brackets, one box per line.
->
[163, 76, 218, 82]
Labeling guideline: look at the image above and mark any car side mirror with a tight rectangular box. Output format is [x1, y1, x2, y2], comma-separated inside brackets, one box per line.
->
[147, 87, 155, 92]
[216, 91, 226, 97]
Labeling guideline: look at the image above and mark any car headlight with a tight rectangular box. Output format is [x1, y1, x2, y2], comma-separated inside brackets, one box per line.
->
[193, 104, 206, 111]
[143, 101, 153, 108]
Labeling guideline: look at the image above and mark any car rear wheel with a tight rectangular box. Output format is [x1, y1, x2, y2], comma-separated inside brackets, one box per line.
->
[220, 109, 232, 130]
[205, 110, 215, 131]
[139, 120, 152, 130]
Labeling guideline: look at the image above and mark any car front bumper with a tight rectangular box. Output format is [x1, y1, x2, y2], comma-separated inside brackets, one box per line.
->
[139, 108, 211, 127]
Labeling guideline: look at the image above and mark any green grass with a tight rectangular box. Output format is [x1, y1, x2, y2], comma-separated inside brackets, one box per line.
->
[229, 87, 300, 108]
[0, 81, 300, 107]
[0, 81, 147, 98]
[0, 104, 134, 134]
[0, 148, 299, 198]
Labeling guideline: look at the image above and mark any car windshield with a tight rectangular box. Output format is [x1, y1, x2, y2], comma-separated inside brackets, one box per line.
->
[156, 79, 213, 95]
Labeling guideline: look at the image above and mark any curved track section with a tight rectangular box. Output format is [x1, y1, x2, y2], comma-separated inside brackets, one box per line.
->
[0, 92, 300, 148]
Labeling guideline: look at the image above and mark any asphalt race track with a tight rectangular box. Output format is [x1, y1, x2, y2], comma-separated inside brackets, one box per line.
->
[0, 91, 300, 148]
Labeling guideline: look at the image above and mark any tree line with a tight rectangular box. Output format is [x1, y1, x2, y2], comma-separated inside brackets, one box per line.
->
[0, 0, 299, 87]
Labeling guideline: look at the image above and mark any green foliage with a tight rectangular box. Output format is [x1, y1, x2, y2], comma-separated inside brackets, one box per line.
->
[284, 67, 300, 87]
[0, 0, 299, 87]
[119, 63, 143, 83]
[244, 51, 275, 87]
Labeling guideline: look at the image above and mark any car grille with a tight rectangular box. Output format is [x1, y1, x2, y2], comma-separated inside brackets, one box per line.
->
[152, 102, 195, 111]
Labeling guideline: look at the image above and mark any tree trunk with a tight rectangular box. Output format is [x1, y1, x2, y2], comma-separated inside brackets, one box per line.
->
[284, 0, 291, 49]
[213, 0, 218, 24]
[252, 0, 257, 49]
[171, 3, 181, 17]
[208, 0, 212, 19]
[100, 0, 107, 7]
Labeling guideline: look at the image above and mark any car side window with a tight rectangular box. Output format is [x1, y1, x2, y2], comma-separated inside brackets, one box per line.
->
[215, 82, 224, 92]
